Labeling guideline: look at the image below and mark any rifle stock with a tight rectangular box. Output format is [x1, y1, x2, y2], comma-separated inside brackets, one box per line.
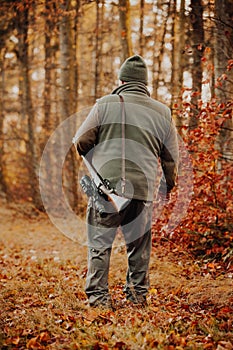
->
[81, 156, 130, 212]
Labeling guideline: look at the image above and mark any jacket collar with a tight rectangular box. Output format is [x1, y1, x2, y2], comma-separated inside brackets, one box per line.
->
[111, 81, 150, 97]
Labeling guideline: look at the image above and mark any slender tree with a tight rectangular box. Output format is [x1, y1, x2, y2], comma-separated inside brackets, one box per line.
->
[59, 0, 80, 210]
[151, 1, 158, 99]
[74, 0, 80, 108]
[59, 0, 76, 120]
[119, 0, 133, 61]
[214, 0, 233, 164]
[0, 46, 8, 197]
[171, 0, 186, 130]
[43, 0, 57, 133]
[94, 0, 104, 99]
[214, 0, 233, 102]
[189, 0, 204, 129]
[152, 0, 171, 99]
[0, 5, 12, 198]
[139, 0, 145, 56]
[14, 1, 43, 210]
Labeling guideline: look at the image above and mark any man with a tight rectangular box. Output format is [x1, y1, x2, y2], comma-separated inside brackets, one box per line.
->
[73, 55, 178, 309]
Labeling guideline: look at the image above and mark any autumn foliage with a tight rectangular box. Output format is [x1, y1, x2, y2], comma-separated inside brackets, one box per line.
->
[0, 203, 232, 350]
[1, 90, 233, 350]
[152, 95, 233, 272]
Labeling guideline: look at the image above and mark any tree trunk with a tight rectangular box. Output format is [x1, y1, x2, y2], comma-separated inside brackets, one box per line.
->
[59, 0, 80, 210]
[214, 0, 233, 102]
[15, 3, 43, 210]
[74, 0, 80, 108]
[0, 5, 16, 199]
[139, 0, 145, 56]
[171, 0, 186, 131]
[40, 0, 60, 212]
[214, 0, 233, 165]
[71, 0, 81, 210]
[189, 0, 204, 129]
[44, 0, 56, 133]
[94, 0, 104, 100]
[59, 1, 75, 121]
[152, 5, 158, 100]
[152, 1, 171, 98]
[0, 48, 8, 198]
[119, 0, 133, 61]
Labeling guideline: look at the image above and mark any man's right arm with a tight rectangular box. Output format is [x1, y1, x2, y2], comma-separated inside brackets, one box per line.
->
[72, 103, 99, 156]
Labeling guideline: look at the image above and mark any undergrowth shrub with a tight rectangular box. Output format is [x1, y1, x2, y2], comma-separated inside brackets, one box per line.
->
[152, 97, 233, 270]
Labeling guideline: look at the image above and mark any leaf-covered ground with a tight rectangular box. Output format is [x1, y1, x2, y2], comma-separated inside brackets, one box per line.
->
[0, 200, 232, 350]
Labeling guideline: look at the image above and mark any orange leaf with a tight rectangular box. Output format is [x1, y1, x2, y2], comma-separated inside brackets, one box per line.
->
[26, 337, 44, 349]
[39, 331, 50, 342]
[10, 336, 20, 345]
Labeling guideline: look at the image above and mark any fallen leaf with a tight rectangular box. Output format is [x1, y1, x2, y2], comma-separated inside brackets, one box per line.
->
[26, 337, 44, 349]
[82, 309, 99, 324]
[217, 341, 233, 350]
[4, 336, 20, 345]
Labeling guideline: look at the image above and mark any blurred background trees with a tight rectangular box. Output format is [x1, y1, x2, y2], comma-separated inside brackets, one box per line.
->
[0, 0, 232, 245]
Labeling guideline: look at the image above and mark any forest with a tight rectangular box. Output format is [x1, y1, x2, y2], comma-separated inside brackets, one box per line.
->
[0, 0, 233, 349]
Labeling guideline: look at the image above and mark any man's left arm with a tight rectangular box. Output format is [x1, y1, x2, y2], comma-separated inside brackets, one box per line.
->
[159, 119, 179, 199]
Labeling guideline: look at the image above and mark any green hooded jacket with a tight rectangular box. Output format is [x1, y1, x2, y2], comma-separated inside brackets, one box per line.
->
[74, 82, 178, 201]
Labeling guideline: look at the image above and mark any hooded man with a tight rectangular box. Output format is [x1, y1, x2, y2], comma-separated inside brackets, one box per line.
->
[73, 55, 179, 309]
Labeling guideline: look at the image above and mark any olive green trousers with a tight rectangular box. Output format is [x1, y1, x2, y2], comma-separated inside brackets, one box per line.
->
[85, 199, 153, 306]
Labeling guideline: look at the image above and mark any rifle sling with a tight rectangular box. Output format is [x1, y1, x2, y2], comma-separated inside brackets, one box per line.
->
[119, 95, 126, 194]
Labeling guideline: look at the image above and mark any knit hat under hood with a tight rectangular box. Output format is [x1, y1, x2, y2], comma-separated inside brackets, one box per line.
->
[118, 55, 148, 85]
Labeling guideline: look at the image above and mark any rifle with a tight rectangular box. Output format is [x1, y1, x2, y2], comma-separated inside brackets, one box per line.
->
[80, 156, 130, 215]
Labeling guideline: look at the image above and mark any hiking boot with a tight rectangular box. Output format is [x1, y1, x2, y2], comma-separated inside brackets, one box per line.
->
[90, 299, 115, 311]
[126, 294, 148, 307]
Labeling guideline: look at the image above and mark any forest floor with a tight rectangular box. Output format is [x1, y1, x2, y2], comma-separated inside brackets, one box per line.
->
[0, 199, 232, 350]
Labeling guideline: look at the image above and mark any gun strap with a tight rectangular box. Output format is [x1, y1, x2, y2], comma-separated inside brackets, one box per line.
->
[119, 95, 126, 194]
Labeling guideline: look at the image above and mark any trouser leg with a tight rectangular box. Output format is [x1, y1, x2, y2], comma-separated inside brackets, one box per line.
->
[85, 247, 112, 306]
[85, 201, 119, 306]
[121, 200, 153, 302]
[124, 230, 152, 302]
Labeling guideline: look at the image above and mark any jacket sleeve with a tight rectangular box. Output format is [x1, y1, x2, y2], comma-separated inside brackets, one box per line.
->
[159, 118, 179, 194]
[72, 103, 100, 156]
